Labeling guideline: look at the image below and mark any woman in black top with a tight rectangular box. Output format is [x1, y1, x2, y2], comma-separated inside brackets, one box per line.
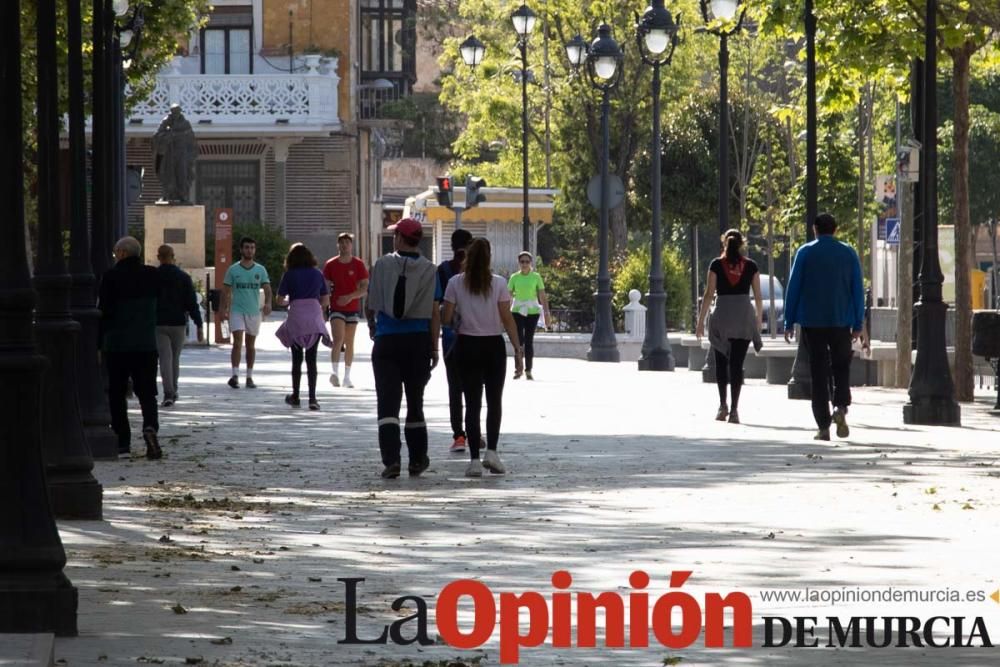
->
[695, 229, 763, 423]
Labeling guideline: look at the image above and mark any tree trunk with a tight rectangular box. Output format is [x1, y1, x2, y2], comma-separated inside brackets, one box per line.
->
[895, 181, 913, 388]
[951, 43, 975, 402]
[610, 203, 627, 254]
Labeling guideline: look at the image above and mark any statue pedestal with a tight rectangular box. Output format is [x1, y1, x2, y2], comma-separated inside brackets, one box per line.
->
[143, 205, 206, 269]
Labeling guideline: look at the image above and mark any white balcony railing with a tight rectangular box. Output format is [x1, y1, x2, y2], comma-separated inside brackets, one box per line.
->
[129, 58, 341, 130]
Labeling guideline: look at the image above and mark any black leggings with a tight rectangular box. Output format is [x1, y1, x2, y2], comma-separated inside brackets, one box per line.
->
[513, 313, 540, 372]
[290, 340, 319, 401]
[457, 335, 507, 460]
[715, 338, 751, 409]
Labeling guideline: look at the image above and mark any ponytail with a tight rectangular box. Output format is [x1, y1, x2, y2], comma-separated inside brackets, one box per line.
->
[721, 229, 744, 264]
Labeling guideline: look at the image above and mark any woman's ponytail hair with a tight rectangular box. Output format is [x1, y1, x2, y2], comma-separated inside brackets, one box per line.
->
[722, 229, 744, 264]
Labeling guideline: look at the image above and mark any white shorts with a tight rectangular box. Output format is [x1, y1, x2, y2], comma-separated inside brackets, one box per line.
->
[229, 312, 261, 337]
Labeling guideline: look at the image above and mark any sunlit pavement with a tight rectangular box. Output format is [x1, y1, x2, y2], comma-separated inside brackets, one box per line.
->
[52, 321, 1000, 666]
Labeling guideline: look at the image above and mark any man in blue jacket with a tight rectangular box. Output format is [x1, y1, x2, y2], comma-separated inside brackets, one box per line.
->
[783, 213, 865, 441]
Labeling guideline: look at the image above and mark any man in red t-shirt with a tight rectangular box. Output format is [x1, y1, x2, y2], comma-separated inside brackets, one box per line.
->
[322, 233, 369, 388]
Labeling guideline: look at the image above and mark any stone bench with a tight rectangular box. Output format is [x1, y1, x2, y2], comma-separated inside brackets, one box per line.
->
[755, 343, 798, 385]
[668, 332, 687, 367]
[681, 335, 706, 372]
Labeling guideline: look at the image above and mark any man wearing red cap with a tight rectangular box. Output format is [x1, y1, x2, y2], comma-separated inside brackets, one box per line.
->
[365, 218, 441, 479]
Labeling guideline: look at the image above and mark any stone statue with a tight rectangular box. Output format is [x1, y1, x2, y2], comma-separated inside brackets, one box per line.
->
[153, 104, 197, 204]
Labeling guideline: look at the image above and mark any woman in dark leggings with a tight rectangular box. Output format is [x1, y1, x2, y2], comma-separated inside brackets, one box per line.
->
[442, 238, 523, 477]
[275, 243, 331, 410]
[695, 229, 763, 424]
[507, 252, 551, 380]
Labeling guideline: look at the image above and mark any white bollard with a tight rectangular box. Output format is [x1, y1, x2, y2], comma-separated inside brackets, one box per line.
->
[623, 289, 647, 341]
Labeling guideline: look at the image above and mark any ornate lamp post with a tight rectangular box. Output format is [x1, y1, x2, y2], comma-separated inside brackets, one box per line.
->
[700, 0, 746, 236]
[636, 0, 680, 371]
[786, 0, 819, 400]
[699, 0, 746, 383]
[903, 0, 961, 425]
[70, 0, 118, 459]
[0, 0, 79, 637]
[35, 0, 104, 519]
[567, 25, 623, 363]
[512, 4, 537, 251]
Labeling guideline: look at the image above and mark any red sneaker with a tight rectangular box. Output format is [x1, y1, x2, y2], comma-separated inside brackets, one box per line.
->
[450, 435, 466, 453]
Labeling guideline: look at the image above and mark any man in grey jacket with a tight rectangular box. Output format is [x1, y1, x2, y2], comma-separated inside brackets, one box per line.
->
[366, 218, 441, 479]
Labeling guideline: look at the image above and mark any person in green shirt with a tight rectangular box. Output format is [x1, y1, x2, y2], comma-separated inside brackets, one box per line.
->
[507, 252, 551, 380]
[221, 236, 272, 388]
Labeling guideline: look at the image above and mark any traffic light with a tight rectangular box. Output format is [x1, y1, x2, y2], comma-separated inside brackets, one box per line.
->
[435, 176, 453, 208]
[465, 175, 487, 209]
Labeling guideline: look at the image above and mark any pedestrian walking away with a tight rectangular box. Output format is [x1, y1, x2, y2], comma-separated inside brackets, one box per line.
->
[443, 238, 524, 478]
[155, 244, 203, 407]
[98, 236, 163, 460]
[322, 233, 369, 389]
[696, 229, 763, 425]
[507, 251, 551, 381]
[276, 243, 332, 410]
[783, 212, 866, 441]
[221, 236, 272, 389]
[437, 228, 473, 453]
[366, 218, 440, 479]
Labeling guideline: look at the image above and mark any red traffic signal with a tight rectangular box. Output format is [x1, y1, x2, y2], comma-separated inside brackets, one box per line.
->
[435, 176, 454, 208]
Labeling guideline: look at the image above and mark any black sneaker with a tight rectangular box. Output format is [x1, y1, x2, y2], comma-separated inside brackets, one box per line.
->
[245, 378, 257, 389]
[161, 398, 175, 408]
[381, 463, 401, 479]
[143, 428, 162, 460]
[308, 399, 320, 411]
[285, 394, 300, 407]
[408, 456, 430, 477]
[228, 376, 239, 389]
[814, 428, 831, 441]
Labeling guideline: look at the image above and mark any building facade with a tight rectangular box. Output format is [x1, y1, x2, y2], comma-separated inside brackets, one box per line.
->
[122, 0, 419, 264]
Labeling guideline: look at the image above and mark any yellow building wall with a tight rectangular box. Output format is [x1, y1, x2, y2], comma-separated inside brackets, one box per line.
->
[262, 0, 351, 122]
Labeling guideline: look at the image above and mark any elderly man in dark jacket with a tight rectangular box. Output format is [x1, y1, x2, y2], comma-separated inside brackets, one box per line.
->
[156, 244, 203, 407]
[99, 236, 162, 459]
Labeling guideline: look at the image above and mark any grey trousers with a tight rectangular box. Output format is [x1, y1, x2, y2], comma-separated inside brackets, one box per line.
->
[156, 325, 187, 400]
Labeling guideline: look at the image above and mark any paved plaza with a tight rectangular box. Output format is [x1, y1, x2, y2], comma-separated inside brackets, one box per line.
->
[48, 321, 1000, 666]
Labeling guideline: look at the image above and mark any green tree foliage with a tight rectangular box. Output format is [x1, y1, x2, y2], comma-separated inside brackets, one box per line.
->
[941, 104, 1000, 227]
[612, 247, 692, 330]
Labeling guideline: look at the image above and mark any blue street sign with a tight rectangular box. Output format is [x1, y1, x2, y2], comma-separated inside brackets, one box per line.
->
[886, 218, 900, 246]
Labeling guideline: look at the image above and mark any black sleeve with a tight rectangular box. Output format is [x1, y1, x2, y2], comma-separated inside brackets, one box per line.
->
[97, 270, 115, 346]
[184, 273, 203, 326]
[708, 258, 722, 278]
[746, 259, 760, 279]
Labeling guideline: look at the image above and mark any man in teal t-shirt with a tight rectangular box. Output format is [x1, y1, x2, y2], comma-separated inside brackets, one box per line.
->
[221, 236, 272, 388]
[507, 251, 551, 380]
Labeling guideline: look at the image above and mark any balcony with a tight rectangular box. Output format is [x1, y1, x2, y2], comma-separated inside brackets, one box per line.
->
[126, 57, 342, 136]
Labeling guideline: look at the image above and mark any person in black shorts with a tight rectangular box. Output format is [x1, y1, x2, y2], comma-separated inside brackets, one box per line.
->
[695, 229, 763, 424]
[322, 233, 369, 388]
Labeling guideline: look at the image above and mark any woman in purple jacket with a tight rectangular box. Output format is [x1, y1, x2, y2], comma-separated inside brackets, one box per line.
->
[276, 243, 331, 410]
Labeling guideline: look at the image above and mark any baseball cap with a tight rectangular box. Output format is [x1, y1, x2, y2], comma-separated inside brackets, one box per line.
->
[387, 217, 423, 241]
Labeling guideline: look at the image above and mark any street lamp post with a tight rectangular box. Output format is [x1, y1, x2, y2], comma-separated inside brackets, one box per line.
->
[636, 0, 681, 372]
[0, 0, 79, 636]
[786, 0, 819, 400]
[512, 4, 537, 252]
[699, 0, 746, 383]
[111, 1, 145, 241]
[69, 0, 118, 459]
[700, 0, 746, 237]
[903, 0, 961, 425]
[567, 25, 623, 363]
[34, 0, 104, 520]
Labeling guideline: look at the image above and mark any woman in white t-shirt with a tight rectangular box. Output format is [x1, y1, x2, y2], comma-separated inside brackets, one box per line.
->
[442, 238, 523, 477]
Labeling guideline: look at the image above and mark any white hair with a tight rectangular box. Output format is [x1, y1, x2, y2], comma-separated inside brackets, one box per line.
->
[114, 236, 141, 258]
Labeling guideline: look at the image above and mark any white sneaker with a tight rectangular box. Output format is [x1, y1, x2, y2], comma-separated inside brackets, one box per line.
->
[465, 459, 483, 477]
[482, 449, 506, 474]
[342, 377, 354, 388]
[329, 373, 340, 387]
